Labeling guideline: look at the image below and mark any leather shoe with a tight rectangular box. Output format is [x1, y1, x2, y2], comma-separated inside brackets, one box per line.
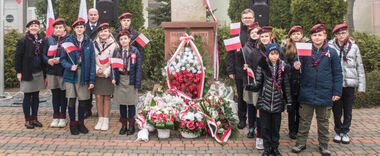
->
[25, 121, 34, 129]
[119, 125, 127, 135]
[31, 120, 43, 127]
[127, 125, 135, 135]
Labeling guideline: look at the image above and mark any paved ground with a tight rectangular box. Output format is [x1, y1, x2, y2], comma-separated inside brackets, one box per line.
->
[1, 91, 380, 156]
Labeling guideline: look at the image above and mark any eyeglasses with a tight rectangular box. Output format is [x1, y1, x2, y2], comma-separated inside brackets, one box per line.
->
[242, 17, 254, 20]
[336, 31, 348, 36]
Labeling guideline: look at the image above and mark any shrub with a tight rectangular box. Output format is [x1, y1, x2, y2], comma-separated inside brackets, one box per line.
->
[4, 30, 23, 88]
[351, 31, 380, 72]
[353, 70, 380, 108]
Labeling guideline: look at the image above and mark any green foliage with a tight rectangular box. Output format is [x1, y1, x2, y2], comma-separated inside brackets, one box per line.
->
[353, 71, 380, 108]
[351, 31, 380, 72]
[217, 27, 230, 79]
[272, 28, 287, 41]
[227, 0, 248, 23]
[4, 30, 23, 88]
[269, 0, 292, 29]
[147, 0, 171, 26]
[291, 0, 347, 39]
[117, 0, 145, 29]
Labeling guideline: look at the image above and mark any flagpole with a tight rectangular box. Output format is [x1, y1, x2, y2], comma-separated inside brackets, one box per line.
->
[0, 0, 5, 98]
[240, 47, 250, 85]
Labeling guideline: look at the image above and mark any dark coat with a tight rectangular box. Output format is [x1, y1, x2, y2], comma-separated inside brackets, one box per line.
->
[14, 33, 45, 81]
[111, 46, 142, 89]
[85, 22, 100, 41]
[113, 26, 144, 57]
[281, 45, 301, 97]
[242, 40, 265, 88]
[43, 33, 71, 76]
[253, 59, 292, 113]
[227, 23, 249, 79]
[298, 41, 343, 106]
[60, 35, 96, 84]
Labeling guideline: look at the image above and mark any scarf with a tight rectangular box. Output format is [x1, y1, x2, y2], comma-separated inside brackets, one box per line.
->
[336, 39, 352, 61]
[310, 41, 329, 69]
[25, 32, 42, 56]
[266, 59, 283, 91]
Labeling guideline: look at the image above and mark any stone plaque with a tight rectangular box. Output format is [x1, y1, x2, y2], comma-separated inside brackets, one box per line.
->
[171, 0, 206, 22]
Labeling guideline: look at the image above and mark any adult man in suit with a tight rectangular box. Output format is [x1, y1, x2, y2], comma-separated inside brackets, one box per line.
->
[85, 8, 100, 41]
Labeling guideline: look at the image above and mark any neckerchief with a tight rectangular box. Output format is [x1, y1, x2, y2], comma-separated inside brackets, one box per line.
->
[310, 41, 329, 69]
[25, 32, 42, 56]
[266, 59, 283, 91]
[121, 48, 131, 74]
[336, 39, 352, 61]
[73, 35, 87, 59]
[95, 41, 113, 55]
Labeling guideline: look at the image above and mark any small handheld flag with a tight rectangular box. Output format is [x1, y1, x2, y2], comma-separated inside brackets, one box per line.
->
[62, 42, 78, 54]
[111, 58, 123, 69]
[223, 36, 242, 51]
[47, 45, 58, 56]
[135, 33, 150, 47]
[296, 43, 312, 56]
[230, 22, 241, 36]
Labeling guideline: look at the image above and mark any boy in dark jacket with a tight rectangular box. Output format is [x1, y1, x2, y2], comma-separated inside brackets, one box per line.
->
[291, 24, 343, 156]
[252, 43, 292, 156]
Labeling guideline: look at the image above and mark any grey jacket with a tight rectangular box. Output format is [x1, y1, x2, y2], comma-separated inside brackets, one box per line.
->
[329, 38, 366, 92]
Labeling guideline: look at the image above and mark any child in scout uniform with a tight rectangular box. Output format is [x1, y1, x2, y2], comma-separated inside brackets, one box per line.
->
[241, 22, 262, 139]
[282, 26, 306, 140]
[15, 20, 45, 129]
[111, 31, 142, 135]
[43, 18, 71, 128]
[329, 24, 366, 144]
[114, 12, 144, 56]
[251, 43, 292, 156]
[93, 23, 117, 131]
[291, 24, 343, 156]
[60, 18, 96, 135]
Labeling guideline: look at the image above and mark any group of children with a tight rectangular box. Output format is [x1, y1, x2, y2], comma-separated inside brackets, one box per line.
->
[230, 9, 365, 156]
[14, 12, 142, 136]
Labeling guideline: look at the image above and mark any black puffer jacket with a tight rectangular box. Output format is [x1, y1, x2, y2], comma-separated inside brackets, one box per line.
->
[253, 59, 292, 113]
[242, 39, 264, 88]
[280, 46, 300, 98]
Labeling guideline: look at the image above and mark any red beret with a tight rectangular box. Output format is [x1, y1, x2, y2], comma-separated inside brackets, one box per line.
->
[117, 30, 132, 39]
[53, 18, 65, 27]
[309, 24, 325, 34]
[26, 20, 40, 28]
[96, 23, 110, 32]
[257, 26, 273, 34]
[332, 24, 348, 34]
[72, 18, 86, 28]
[248, 22, 260, 33]
[288, 25, 302, 35]
[118, 12, 132, 20]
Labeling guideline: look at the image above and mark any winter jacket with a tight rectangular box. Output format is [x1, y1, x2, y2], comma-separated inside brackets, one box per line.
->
[14, 33, 45, 81]
[252, 59, 292, 113]
[43, 33, 71, 76]
[93, 37, 117, 78]
[227, 23, 249, 79]
[60, 35, 96, 84]
[328, 38, 366, 92]
[111, 46, 142, 89]
[242, 40, 265, 88]
[298, 41, 343, 106]
[280, 43, 301, 97]
[113, 26, 145, 57]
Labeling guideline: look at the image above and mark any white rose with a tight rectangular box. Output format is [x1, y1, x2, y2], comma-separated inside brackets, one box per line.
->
[194, 112, 203, 121]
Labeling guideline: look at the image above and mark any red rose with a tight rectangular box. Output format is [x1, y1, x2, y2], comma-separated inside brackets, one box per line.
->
[196, 122, 204, 129]
[186, 120, 195, 130]
[179, 120, 187, 126]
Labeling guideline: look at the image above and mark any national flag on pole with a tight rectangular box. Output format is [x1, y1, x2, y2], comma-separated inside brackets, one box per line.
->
[45, 0, 55, 39]
[223, 36, 242, 51]
[16, 0, 22, 4]
[135, 34, 150, 47]
[78, 0, 88, 22]
[62, 42, 78, 53]
[98, 54, 110, 65]
[111, 58, 123, 69]
[47, 45, 58, 56]
[247, 67, 255, 78]
[230, 22, 241, 35]
[296, 43, 312, 56]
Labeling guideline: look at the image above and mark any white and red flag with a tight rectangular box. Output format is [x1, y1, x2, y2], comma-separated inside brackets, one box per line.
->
[111, 58, 123, 69]
[98, 54, 110, 65]
[247, 67, 255, 78]
[78, 0, 88, 22]
[45, 0, 55, 39]
[135, 33, 150, 47]
[230, 22, 241, 36]
[296, 43, 312, 56]
[223, 36, 242, 51]
[62, 42, 78, 53]
[47, 45, 58, 56]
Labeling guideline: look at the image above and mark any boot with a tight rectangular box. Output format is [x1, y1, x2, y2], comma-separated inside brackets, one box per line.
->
[100, 117, 109, 131]
[119, 118, 128, 135]
[25, 121, 34, 129]
[78, 121, 89, 134]
[127, 118, 135, 135]
[70, 121, 79, 135]
[238, 120, 246, 129]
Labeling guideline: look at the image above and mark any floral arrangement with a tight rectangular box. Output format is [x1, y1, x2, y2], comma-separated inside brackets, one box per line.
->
[177, 105, 206, 137]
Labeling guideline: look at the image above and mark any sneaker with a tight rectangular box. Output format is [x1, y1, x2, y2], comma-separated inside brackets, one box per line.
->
[50, 119, 59, 128]
[291, 144, 306, 153]
[94, 117, 104, 130]
[333, 133, 342, 143]
[247, 129, 255, 138]
[100, 117, 109, 131]
[319, 144, 331, 156]
[256, 138, 264, 150]
[57, 119, 66, 127]
[341, 133, 350, 144]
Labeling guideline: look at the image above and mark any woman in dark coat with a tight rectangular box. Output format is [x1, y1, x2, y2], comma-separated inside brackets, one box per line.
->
[14, 20, 46, 129]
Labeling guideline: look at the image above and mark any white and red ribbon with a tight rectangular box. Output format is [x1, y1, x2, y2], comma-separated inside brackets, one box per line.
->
[204, 0, 219, 80]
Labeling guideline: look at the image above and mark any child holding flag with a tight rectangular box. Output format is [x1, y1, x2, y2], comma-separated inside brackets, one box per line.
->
[43, 18, 71, 128]
[111, 31, 142, 135]
[15, 20, 45, 129]
[93, 23, 117, 131]
[329, 24, 365, 144]
[251, 43, 292, 156]
[60, 19, 96, 135]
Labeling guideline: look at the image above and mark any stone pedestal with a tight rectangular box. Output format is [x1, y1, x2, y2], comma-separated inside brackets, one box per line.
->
[171, 0, 206, 22]
[161, 22, 217, 67]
